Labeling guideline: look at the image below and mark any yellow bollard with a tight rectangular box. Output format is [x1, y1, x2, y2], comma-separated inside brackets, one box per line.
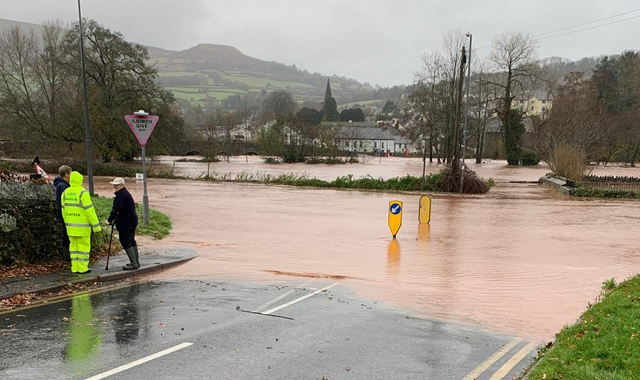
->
[419, 195, 431, 224]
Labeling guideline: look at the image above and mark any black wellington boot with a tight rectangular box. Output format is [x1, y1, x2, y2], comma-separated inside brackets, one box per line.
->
[123, 247, 137, 270]
[132, 245, 140, 269]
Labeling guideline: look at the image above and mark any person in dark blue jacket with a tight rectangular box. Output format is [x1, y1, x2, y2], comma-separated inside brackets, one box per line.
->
[105, 178, 140, 270]
[53, 165, 72, 261]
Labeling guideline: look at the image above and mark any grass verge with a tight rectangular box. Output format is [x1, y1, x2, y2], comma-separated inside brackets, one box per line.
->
[91, 196, 172, 239]
[526, 276, 640, 379]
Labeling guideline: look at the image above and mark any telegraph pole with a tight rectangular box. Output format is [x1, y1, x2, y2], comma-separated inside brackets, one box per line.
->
[78, 0, 94, 195]
[460, 33, 473, 193]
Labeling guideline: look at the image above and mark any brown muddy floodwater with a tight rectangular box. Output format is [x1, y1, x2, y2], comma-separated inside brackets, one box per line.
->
[96, 159, 640, 342]
[150, 156, 638, 183]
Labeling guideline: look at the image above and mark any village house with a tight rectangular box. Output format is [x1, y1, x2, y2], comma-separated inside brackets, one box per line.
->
[328, 122, 415, 154]
[512, 91, 554, 118]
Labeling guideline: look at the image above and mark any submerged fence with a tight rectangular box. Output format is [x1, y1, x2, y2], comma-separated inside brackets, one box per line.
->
[578, 182, 640, 191]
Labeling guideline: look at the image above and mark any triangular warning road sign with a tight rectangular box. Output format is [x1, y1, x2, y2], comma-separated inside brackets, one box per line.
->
[125, 115, 159, 147]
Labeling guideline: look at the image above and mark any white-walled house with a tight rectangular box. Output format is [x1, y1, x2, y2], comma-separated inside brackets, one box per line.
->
[332, 124, 401, 154]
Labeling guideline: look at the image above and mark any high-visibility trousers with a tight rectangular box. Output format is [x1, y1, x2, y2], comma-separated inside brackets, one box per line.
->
[69, 236, 91, 273]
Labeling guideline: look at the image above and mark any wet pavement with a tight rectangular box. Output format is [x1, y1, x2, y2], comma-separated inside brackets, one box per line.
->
[0, 280, 536, 380]
[0, 248, 196, 299]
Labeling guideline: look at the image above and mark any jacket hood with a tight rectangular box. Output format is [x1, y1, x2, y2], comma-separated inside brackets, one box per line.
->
[69, 171, 84, 187]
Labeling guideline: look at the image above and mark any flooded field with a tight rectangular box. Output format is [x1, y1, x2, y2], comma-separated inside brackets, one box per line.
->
[97, 158, 640, 341]
[149, 156, 638, 183]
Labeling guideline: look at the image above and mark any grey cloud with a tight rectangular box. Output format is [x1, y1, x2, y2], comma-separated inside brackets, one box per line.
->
[5, 0, 640, 86]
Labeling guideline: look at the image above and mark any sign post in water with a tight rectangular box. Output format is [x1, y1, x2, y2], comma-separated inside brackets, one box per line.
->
[125, 110, 159, 224]
[388, 200, 403, 238]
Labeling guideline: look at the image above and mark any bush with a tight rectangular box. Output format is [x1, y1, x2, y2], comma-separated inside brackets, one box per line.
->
[549, 145, 586, 181]
[520, 150, 541, 166]
[439, 166, 490, 194]
[263, 157, 281, 164]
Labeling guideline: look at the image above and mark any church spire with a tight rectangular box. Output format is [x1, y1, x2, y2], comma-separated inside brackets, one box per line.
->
[324, 78, 332, 101]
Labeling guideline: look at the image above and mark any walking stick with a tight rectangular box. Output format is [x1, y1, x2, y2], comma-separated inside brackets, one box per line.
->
[105, 222, 115, 270]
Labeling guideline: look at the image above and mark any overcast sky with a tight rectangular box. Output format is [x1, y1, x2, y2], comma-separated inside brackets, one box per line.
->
[4, 0, 640, 86]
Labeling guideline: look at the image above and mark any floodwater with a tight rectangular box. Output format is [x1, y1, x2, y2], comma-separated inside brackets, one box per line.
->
[149, 155, 636, 183]
[96, 158, 640, 341]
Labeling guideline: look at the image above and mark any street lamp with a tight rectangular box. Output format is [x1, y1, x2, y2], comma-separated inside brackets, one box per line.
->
[460, 32, 472, 193]
[78, 0, 94, 195]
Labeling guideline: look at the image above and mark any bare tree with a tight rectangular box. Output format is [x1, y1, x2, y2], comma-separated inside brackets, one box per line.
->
[470, 63, 499, 163]
[262, 90, 297, 121]
[532, 73, 609, 167]
[409, 31, 467, 164]
[0, 21, 78, 144]
[489, 32, 542, 164]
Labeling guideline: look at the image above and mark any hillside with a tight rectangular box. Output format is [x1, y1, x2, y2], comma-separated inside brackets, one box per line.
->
[147, 43, 380, 109]
[0, 18, 44, 38]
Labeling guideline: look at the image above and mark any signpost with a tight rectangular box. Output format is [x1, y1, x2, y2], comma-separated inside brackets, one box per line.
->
[419, 195, 431, 224]
[388, 200, 403, 238]
[125, 110, 159, 224]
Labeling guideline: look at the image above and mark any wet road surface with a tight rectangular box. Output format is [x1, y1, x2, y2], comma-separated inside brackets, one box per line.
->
[0, 281, 536, 380]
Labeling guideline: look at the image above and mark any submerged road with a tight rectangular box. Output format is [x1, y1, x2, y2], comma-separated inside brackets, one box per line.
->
[0, 280, 537, 380]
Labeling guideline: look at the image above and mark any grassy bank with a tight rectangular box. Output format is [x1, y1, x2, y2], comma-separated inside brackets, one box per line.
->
[526, 276, 640, 379]
[91, 196, 171, 239]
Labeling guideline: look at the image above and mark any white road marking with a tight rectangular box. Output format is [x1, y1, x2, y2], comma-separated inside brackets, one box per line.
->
[263, 282, 340, 315]
[84, 342, 193, 380]
[255, 281, 313, 312]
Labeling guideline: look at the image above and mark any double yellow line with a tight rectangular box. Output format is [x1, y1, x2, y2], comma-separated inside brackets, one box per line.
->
[462, 338, 538, 380]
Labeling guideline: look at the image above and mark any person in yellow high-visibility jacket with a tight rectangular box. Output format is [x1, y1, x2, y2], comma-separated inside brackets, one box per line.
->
[61, 171, 101, 274]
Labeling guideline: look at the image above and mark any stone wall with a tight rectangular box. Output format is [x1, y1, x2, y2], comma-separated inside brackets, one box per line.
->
[0, 182, 61, 266]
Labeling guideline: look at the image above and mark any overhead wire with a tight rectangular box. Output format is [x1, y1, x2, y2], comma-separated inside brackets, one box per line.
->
[535, 7, 640, 37]
[471, 8, 640, 51]
[538, 14, 640, 41]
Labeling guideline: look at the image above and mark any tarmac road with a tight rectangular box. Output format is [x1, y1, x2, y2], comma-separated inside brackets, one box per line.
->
[0, 279, 537, 380]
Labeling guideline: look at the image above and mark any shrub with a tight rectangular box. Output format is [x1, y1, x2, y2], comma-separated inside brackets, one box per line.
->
[549, 145, 586, 181]
[263, 157, 281, 164]
[439, 166, 490, 194]
[520, 150, 541, 166]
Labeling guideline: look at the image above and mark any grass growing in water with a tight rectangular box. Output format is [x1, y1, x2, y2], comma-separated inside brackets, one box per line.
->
[526, 275, 640, 379]
[196, 172, 493, 193]
[91, 196, 172, 239]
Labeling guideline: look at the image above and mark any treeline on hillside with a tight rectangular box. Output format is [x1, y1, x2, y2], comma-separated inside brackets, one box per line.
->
[0, 19, 184, 161]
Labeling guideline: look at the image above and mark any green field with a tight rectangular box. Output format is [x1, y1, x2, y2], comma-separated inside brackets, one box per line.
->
[166, 86, 249, 102]
[158, 71, 201, 77]
[340, 99, 384, 108]
[221, 74, 315, 89]
[207, 90, 247, 100]
[172, 92, 208, 101]
[166, 86, 201, 93]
